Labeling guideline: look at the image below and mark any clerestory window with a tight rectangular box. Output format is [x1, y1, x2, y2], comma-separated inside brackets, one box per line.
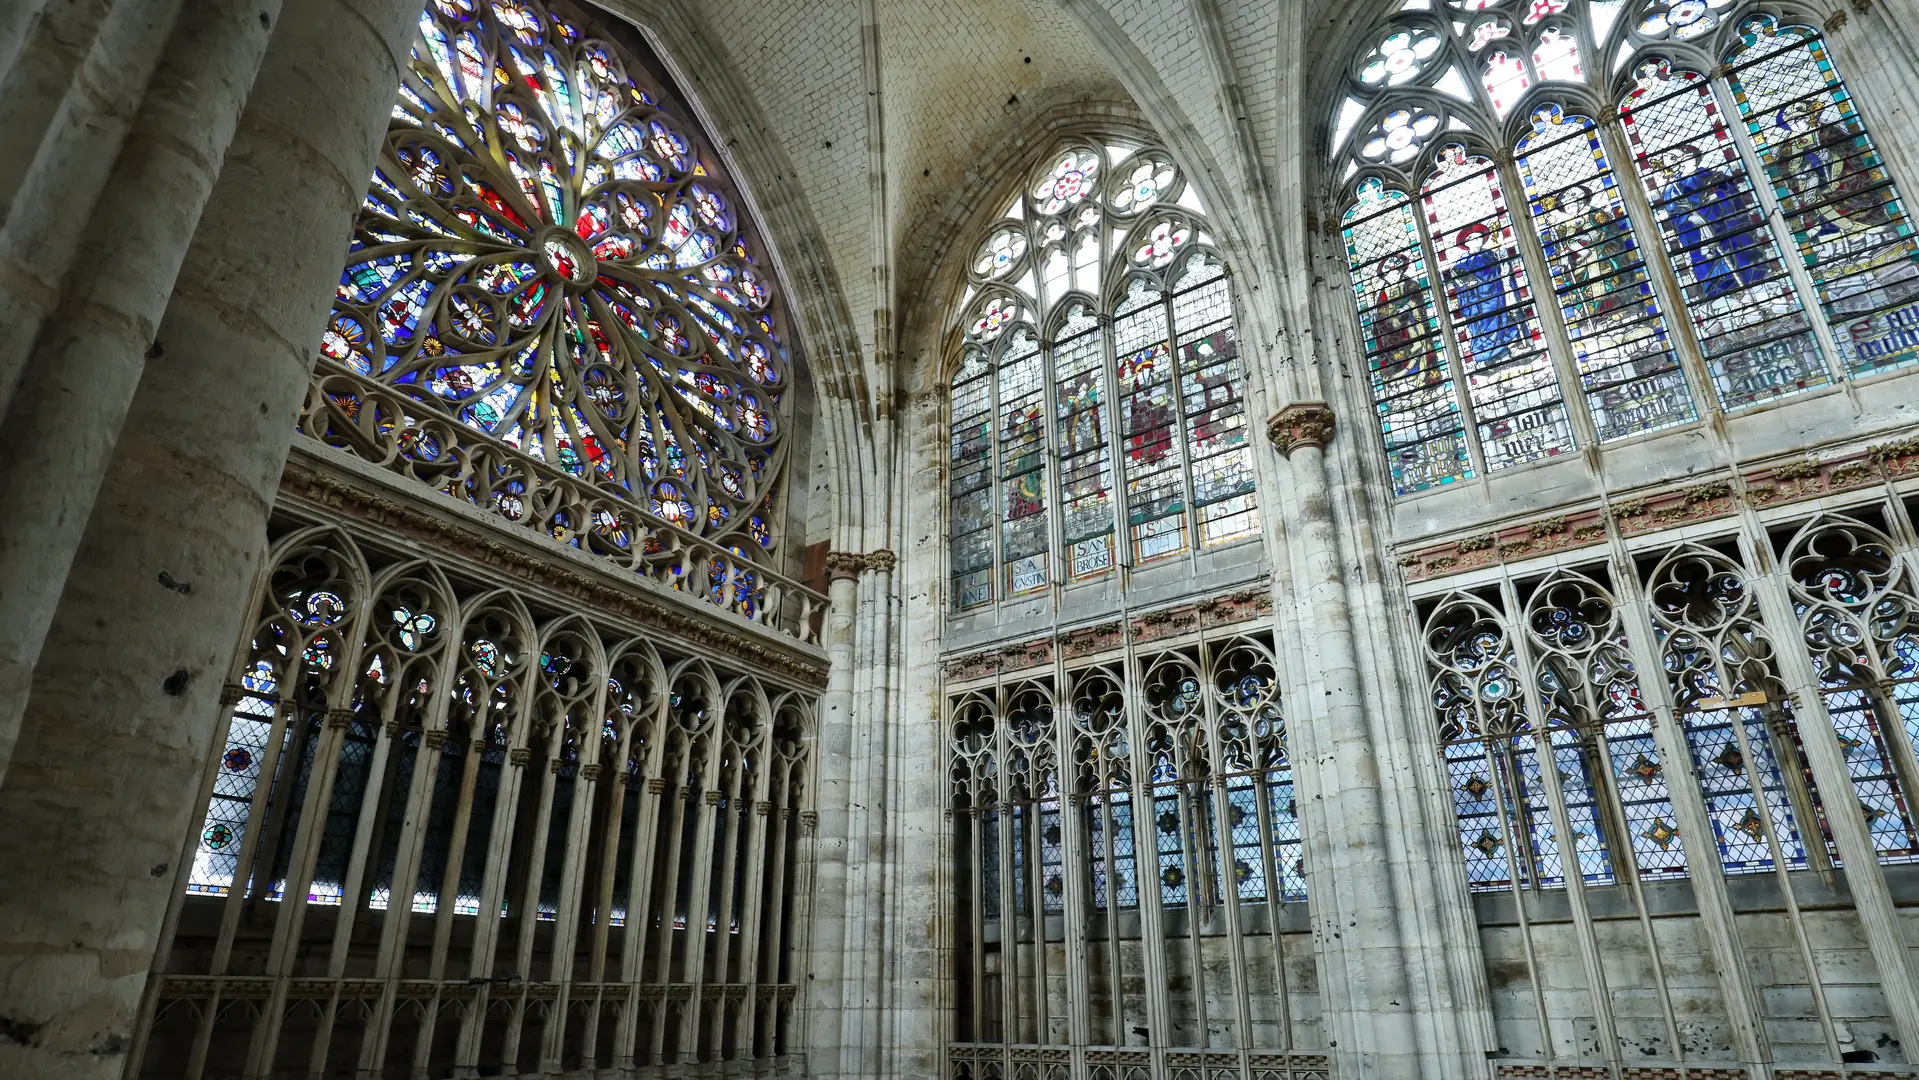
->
[1333, 1, 1919, 496]
[949, 139, 1259, 611]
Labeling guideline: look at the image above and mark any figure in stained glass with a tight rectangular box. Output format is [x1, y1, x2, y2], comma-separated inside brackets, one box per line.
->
[1448, 224, 1522, 362]
[1657, 145, 1773, 299]
[1772, 99, 1894, 240]
[1540, 184, 1644, 328]
[1374, 253, 1441, 385]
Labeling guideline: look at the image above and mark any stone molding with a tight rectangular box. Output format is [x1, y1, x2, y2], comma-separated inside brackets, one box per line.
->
[1397, 442, 1914, 584]
[280, 451, 828, 688]
[325, 708, 356, 730]
[940, 585, 1274, 681]
[825, 548, 897, 580]
[1265, 402, 1336, 456]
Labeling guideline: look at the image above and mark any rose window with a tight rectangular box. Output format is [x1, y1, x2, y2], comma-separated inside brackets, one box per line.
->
[1523, 0, 1568, 23]
[1638, 0, 1733, 39]
[1468, 16, 1513, 51]
[1034, 149, 1100, 215]
[1360, 108, 1442, 165]
[1132, 220, 1191, 268]
[1111, 154, 1175, 214]
[1358, 25, 1443, 87]
[973, 228, 1027, 278]
[319, 0, 790, 557]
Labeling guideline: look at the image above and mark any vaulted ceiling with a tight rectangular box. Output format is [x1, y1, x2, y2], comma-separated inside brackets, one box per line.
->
[617, 0, 1384, 395]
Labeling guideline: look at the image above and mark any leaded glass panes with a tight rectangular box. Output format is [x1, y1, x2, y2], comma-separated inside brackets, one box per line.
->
[1423, 146, 1573, 467]
[1055, 309, 1114, 579]
[1336, 4, 1917, 495]
[1517, 105, 1697, 439]
[324, 0, 791, 558]
[998, 328, 1049, 596]
[1728, 19, 1919, 376]
[947, 139, 1257, 609]
[951, 346, 996, 609]
[1116, 281, 1185, 563]
[1621, 62, 1828, 407]
[1343, 180, 1471, 494]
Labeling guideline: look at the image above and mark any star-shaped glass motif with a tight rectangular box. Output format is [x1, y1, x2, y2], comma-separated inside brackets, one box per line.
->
[1731, 808, 1765, 840]
[1462, 774, 1493, 801]
[1470, 829, 1502, 856]
[1623, 754, 1660, 782]
[1714, 745, 1745, 773]
[1642, 817, 1677, 849]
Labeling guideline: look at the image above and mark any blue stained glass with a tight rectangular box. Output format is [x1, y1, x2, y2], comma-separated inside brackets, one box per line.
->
[1515, 105, 1698, 440]
[1447, 740, 1513, 891]
[1550, 730, 1615, 885]
[1154, 790, 1188, 907]
[1603, 716, 1691, 880]
[1680, 705, 1809, 874]
[1266, 769, 1307, 902]
[1621, 62, 1829, 408]
[1821, 687, 1919, 861]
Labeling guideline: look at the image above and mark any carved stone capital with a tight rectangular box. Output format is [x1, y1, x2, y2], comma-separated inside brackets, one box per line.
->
[219, 682, 250, 707]
[864, 549, 897, 574]
[508, 747, 533, 766]
[326, 708, 357, 730]
[423, 730, 449, 750]
[756, 800, 773, 816]
[824, 552, 865, 582]
[704, 790, 723, 805]
[580, 763, 603, 781]
[799, 810, 818, 832]
[646, 777, 667, 794]
[1266, 402, 1336, 456]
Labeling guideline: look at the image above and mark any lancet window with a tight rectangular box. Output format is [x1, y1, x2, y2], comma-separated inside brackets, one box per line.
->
[140, 523, 818, 1076]
[1414, 493, 1919, 1067]
[948, 629, 1310, 1062]
[313, 0, 793, 563]
[949, 140, 1258, 610]
[1334, 2, 1919, 495]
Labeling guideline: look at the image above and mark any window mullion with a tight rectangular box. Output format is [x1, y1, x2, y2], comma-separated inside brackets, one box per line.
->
[1042, 335, 1067, 601]
[1593, 114, 1722, 416]
[1494, 154, 1601, 454]
[1707, 72, 1847, 387]
[1165, 290, 1204, 568]
[1100, 313, 1132, 579]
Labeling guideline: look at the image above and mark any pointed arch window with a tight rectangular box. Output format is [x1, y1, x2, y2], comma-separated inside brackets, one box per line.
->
[948, 140, 1258, 611]
[1332, 3, 1919, 496]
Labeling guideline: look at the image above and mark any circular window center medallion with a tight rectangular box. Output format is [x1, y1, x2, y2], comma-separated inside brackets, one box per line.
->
[540, 229, 596, 290]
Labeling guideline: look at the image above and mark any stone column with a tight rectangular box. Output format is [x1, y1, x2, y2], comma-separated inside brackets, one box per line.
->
[0, 0, 271, 788]
[1265, 403, 1424, 1076]
[0, 1, 421, 1076]
[0, 0, 184, 406]
[804, 553, 862, 1077]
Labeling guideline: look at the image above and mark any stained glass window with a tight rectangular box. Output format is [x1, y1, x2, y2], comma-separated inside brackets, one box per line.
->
[1332, 2, 1914, 496]
[948, 140, 1258, 610]
[1342, 180, 1471, 495]
[321, 0, 792, 560]
[1727, 18, 1919, 376]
